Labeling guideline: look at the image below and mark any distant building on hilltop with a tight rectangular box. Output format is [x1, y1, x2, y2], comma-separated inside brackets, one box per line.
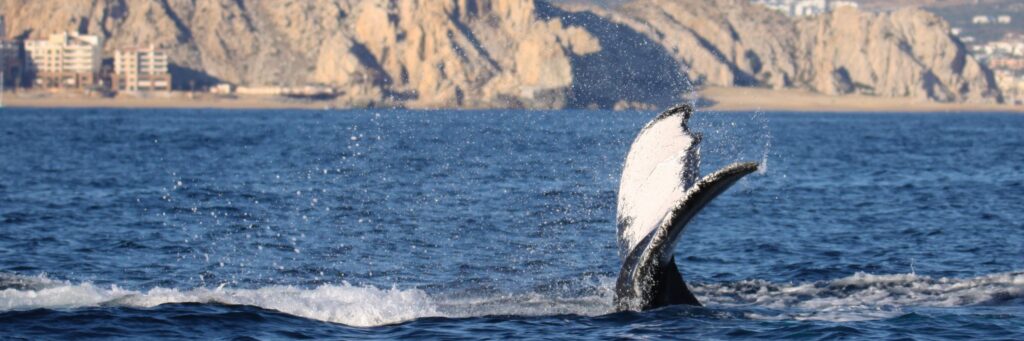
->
[113, 45, 171, 92]
[756, 0, 792, 14]
[972, 32, 1024, 104]
[793, 0, 827, 16]
[996, 15, 1012, 24]
[977, 37, 1024, 59]
[972, 15, 991, 25]
[24, 32, 103, 88]
[830, 1, 858, 10]
[752, 0, 856, 17]
[989, 57, 1024, 70]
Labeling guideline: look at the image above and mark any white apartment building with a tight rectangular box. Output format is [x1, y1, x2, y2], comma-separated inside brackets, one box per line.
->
[113, 45, 171, 91]
[793, 0, 827, 16]
[24, 32, 103, 88]
[830, 1, 858, 10]
[756, 0, 792, 14]
[753, 0, 852, 17]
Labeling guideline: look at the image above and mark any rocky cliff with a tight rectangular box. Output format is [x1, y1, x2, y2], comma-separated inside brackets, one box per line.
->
[798, 6, 997, 102]
[0, 0, 1002, 108]
[594, 0, 1001, 103]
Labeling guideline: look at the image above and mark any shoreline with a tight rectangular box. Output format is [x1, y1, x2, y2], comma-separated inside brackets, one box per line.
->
[699, 87, 1023, 113]
[3, 88, 1022, 113]
[3, 93, 331, 110]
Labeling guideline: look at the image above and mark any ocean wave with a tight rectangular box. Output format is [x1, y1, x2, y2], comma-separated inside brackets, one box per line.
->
[0, 273, 616, 327]
[697, 271, 1024, 321]
[1, 271, 1021, 327]
[0, 275, 438, 327]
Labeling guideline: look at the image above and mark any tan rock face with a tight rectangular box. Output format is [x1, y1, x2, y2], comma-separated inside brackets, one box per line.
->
[605, 0, 1000, 103]
[312, 33, 381, 90]
[800, 7, 1000, 102]
[590, 0, 800, 89]
[350, 0, 496, 106]
[345, 0, 599, 107]
[515, 32, 572, 90]
[0, 0, 1001, 107]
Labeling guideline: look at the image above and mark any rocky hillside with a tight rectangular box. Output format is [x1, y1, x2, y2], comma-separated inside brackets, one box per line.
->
[0, 0, 1003, 108]
[597, 0, 1001, 103]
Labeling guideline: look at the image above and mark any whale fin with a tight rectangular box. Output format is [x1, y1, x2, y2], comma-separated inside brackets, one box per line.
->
[654, 162, 760, 264]
[616, 161, 758, 310]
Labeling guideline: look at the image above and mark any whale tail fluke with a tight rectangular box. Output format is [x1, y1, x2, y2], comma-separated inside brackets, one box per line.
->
[615, 161, 759, 311]
[614, 104, 760, 311]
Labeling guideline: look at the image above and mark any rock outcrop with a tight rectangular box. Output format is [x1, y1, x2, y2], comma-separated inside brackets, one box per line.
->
[0, 0, 1002, 108]
[598, 0, 1000, 103]
[344, 0, 601, 107]
[798, 7, 998, 102]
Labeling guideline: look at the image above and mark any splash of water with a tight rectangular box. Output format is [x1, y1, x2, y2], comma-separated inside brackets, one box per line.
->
[753, 109, 771, 175]
[689, 109, 772, 179]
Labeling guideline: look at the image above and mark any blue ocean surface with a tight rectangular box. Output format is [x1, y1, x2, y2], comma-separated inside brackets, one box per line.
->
[0, 108, 1022, 339]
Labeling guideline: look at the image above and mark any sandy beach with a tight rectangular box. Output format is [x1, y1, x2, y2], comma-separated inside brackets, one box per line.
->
[700, 87, 1023, 113]
[3, 88, 1022, 113]
[3, 92, 332, 110]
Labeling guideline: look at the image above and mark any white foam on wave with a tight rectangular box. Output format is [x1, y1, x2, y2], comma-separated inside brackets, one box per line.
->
[696, 271, 1024, 322]
[1, 271, 1021, 326]
[0, 276, 440, 327]
[0, 274, 617, 327]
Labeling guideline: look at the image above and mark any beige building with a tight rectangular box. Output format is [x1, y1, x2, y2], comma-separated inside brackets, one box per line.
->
[24, 32, 103, 88]
[113, 45, 171, 91]
[755, 0, 848, 17]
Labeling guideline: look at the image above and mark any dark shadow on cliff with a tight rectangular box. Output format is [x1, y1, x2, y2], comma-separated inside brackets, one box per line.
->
[156, 0, 194, 42]
[348, 42, 417, 102]
[169, 64, 222, 90]
[536, 2, 691, 109]
[687, 31, 758, 87]
[949, 34, 1004, 103]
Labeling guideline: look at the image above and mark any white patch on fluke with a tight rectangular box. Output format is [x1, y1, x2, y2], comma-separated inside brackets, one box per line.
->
[617, 113, 698, 255]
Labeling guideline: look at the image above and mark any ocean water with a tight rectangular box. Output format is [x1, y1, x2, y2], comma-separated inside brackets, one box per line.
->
[0, 108, 1022, 339]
